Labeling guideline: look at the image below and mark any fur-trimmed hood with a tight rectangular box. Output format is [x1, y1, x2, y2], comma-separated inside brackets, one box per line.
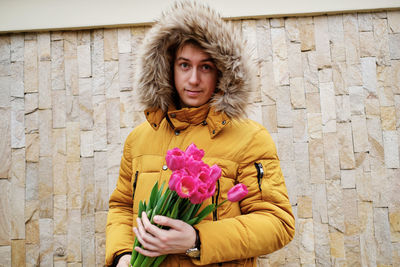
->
[135, 1, 254, 119]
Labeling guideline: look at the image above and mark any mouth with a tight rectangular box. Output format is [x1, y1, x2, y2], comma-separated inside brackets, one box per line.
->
[184, 89, 202, 96]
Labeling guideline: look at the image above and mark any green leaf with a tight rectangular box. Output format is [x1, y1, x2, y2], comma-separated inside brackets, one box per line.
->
[194, 204, 215, 224]
[153, 255, 167, 267]
[187, 217, 198, 225]
[181, 204, 196, 222]
[148, 181, 159, 210]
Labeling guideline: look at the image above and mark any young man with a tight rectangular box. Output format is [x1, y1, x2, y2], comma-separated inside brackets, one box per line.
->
[106, 2, 295, 266]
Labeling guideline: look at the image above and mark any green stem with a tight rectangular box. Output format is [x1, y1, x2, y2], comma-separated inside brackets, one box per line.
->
[153, 255, 167, 267]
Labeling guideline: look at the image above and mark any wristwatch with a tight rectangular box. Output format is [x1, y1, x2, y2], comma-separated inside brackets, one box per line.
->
[186, 229, 201, 258]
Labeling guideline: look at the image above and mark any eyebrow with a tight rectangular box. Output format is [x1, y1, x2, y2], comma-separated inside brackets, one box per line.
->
[176, 57, 215, 63]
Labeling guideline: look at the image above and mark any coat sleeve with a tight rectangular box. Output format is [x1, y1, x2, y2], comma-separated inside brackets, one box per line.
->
[193, 128, 295, 265]
[105, 132, 135, 266]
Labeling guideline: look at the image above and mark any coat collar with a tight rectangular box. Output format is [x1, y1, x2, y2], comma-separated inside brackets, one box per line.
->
[144, 104, 230, 138]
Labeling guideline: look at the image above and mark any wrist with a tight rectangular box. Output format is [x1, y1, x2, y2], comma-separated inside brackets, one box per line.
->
[186, 228, 200, 258]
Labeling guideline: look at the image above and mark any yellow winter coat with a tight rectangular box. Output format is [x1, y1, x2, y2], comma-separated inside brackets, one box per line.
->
[106, 1, 294, 266]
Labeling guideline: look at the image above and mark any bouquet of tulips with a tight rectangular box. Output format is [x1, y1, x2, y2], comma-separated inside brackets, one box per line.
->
[130, 144, 248, 267]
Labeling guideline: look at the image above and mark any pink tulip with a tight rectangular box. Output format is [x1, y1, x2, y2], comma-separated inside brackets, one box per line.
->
[176, 175, 198, 199]
[227, 184, 248, 202]
[166, 148, 186, 171]
[185, 143, 204, 160]
[209, 164, 222, 181]
[189, 183, 208, 204]
[185, 156, 205, 176]
[169, 169, 187, 191]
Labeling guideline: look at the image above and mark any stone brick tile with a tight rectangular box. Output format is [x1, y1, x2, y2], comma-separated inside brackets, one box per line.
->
[358, 12, 373, 32]
[11, 239, 25, 266]
[314, 15, 331, 69]
[374, 207, 394, 266]
[276, 85, 292, 128]
[51, 39, 66, 91]
[67, 209, 81, 262]
[63, 32, 78, 95]
[10, 148, 25, 239]
[39, 218, 54, 266]
[79, 78, 93, 131]
[0, 245, 11, 267]
[24, 39, 38, 93]
[118, 27, 131, 54]
[309, 138, 325, 184]
[298, 218, 316, 265]
[10, 34, 24, 63]
[271, 27, 289, 86]
[337, 122, 356, 169]
[320, 82, 336, 133]
[344, 14, 360, 64]
[298, 17, 315, 52]
[104, 29, 118, 61]
[328, 15, 346, 62]
[77, 34, 91, 78]
[373, 18, 391, 66]
[93, 29, 105, 96]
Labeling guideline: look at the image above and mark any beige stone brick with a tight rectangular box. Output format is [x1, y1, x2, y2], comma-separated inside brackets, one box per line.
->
[24, 40, 38, 93]
[351, 115, 369, 153]
[313, 184, 329, 223]
[54, 234, 67, 263]
[26, 133, 39, 163]
[54, 195, 67, 235]
[326, 179, 344, 232]
[25, 200, 39, 244]
[119, 52, 133, 91]
[106, 98, 121, 145]
[51, 31, 63, 41]
[302, 51, 319, 93]
[81, 157, 94, 215]
[341, 169, 356, 189]
[95, 232, 106, 267]
[248, 104, 263, 125]
[383, 130, 400, 168]
[95, 211, 108, 234]
[318, 67, 332, 83]
[287, 42, 303, 78]
[389, 210, 400, 242]
[10, 148, 25, 238]
[344, 234, 361, 266]
[374, 207, 394, 266]
[120, 91, 135, 128]
[332, 62, 347, 95]
[381, 106, 396, 130]
[262, 104, 277, 134]
[388, 11, 400, 33]
[11, 97, 24, 149]
[0, 77, 10, 108]
[367, 117, 384, 168]
[293, 109, 308, 143]
[66, 122, 80, 162]
[345, 63, 363, 87]
[105, 61, 120, 98]
[355, 151, 371, 172]
[66, 94, 79, 122]
[328, 15, 346, 62]
[343, 189, 360, 236]
[389, 33, 400, 60]
[271, 28, 289, 86]
[307, 113, 322, 139]
[285, 17, 300, 43]
[39, 218, 54, 266]
[358, 201, 377, 266]
[26, 243, 39, 267]
[0, 180, 10, 245]
[104, 29, 118, 61]
[39, 109, 52, 157]
[63, 32, 78, 95]
[373, 18, 391, 66]
[118, 27, 131, 54]
[11, 239, 25, 266]
[51, 39, 66, 91]
[356, 169, 373, 202]
[299, 17, 315, 52]
[26, 162, 38, 201]
[10, 61, 24, 98]
[39, 157, 53, 218]
[377, 65, 395, 107]
[67, 209, 81, 262]
[361, 57, 378, 97]
[335, 94, 351, 123]
[360, 31, 376, 57]
[94, 151, 108, 211]
[320, 82, 336, 133]
[38, 32, 51, 61]
[52, 128, 67, 195]
[10, 34, 24, 63]
[82, 214, 96, 266]
[79, 78, 93, 130]
[277, 128, 294, 161]
[260, 61, 276, 105]
[306, 92, 321, 113]
[276, 86, 292, 127]
[343, 14, 360, 64]
[323, 132, 341, 180]
[270, 18, 284, 28]
[337, 122, 356, 169]
[289, 77, 306, 109]
[52, 90, 66, 129]
[358, 12, 373, 32]
[366, 98, 381, 118]
[329, 228, 345, 262]
[298, 218, 316, 264]
[107, 142, 122, 177]
[67, 162, 81, 210]
[294, 143, 311, 196]
[24, 92, 38, 115]
[0, 245, 11, 266]
[93, 29, 105, 96]
[93, 95, 107, 151]
[309, 138, 325, 184]
[314, 15, 331, 69]
[297, 196, 313, 219]
[77, 40, 91, 78]
[314, 222, 330, 266]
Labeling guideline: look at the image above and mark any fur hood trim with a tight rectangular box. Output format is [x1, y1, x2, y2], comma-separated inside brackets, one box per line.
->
[135, 1, 254, 119]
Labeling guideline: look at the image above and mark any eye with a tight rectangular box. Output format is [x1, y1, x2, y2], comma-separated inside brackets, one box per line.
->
[180, 62, 189, 70]
[201, 64, 213, 72]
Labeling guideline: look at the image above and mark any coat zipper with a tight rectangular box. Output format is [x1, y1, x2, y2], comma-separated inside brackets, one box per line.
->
[213, 180, 220, 221]
[132, 171, 139, 200]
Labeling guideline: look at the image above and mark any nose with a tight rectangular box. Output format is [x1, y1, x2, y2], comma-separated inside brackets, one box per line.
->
[188, 68, 200, 85]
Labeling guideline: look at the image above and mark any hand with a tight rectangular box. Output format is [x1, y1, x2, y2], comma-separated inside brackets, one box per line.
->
[116, 254, 131, 267]
[133, 211, 196, 257]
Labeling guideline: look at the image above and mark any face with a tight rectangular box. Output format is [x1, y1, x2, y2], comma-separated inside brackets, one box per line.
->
[174, 43, 218, 108]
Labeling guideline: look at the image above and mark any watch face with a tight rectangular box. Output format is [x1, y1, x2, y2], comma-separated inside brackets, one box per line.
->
[186, 248, 200, 258]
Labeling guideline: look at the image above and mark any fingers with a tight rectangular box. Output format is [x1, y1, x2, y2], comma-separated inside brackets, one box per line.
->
[134, 216, 159, 251]
[116, 254, 131, 267]
[153, 215, 184, 229]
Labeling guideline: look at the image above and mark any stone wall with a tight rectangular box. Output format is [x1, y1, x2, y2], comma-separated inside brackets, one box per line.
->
[0, 10, 399, 267]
